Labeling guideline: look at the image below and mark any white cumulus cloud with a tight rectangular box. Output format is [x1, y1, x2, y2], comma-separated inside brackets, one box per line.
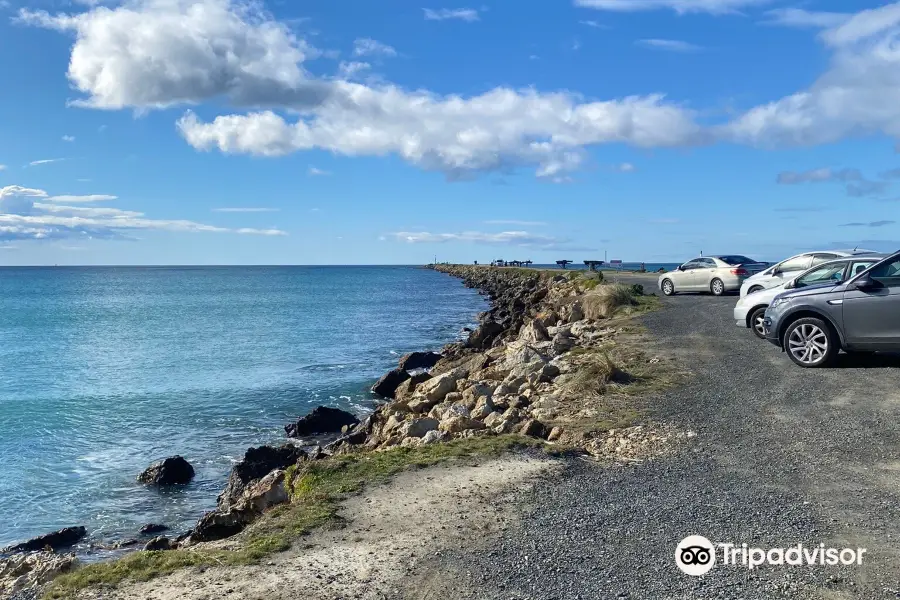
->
[352, 38, 396, 57]
[762, 8, 850, 29]
[177, 87, 703, 179]
[17, 0, 327, 110]
[724, 1, 900, 147]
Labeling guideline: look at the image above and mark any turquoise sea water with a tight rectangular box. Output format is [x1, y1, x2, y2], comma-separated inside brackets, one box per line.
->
[0, 266, 487, 550]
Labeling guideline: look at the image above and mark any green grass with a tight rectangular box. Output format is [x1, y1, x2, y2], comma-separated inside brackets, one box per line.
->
[44, 436, 536, 599]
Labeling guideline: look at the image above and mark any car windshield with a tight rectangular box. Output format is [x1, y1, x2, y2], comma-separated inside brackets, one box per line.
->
[795, 263, 846, 287]
[717, 255, 754, 265]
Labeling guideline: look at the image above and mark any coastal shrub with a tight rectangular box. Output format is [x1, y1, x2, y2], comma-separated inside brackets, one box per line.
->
[582, 284, 637, 320]
[560, 350, 630, 400]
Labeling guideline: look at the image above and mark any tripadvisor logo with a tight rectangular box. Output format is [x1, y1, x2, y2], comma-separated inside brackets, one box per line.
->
[675, 535, 716, 576]
[675, 536, 867, 576]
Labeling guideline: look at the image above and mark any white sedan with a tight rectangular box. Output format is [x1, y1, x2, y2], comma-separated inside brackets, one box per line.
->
[734, 255, 883, 338]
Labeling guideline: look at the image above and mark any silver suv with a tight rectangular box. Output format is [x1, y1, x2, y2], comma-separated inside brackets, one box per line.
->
[763, 250, 900, 367]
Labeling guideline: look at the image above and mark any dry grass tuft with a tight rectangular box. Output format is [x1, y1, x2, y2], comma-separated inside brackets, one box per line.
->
[582, 284, 637, 320]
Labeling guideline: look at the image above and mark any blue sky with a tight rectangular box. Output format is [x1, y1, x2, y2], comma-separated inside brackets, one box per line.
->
[0, 0, 897, 265]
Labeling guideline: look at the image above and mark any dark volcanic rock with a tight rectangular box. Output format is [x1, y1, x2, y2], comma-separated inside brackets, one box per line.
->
[371, 368, 411, 399]
[139, 524, 169, 535]
[3, 526, 87, 553]
[284, 406, 359, 438]
[218, 444, 305, 509]
[397, 351, 442, 371]
[467, 320, 504, 349]
[142, 536, 171, 551]
[191, 508, 254, 543]
[137, 456, 195, 486]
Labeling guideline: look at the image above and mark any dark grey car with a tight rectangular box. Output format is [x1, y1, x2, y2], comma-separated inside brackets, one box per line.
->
[764, 250, 900, 367]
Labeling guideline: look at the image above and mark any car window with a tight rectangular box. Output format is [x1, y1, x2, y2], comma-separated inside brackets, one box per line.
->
[681, 259, 703, 270]
[777, 255, 812, 272]
[795, 263, 847, 287]
[716, 255, 753, 265]
[698, 258, 717, 268]
[867, 257, 900, 288]
[849, 260, 877, 278]
[810, 253, 839, 266]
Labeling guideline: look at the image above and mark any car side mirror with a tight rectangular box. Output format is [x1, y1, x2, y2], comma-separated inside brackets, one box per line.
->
[852, 274, 880, 291]
[772, 268, 782, 276]
[676, 265, 685, 271]
[784, 278, 796, 290]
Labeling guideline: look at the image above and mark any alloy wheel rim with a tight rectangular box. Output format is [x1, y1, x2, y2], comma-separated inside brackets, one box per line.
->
[753, 314, 765, 336]
[664, 281, 672, 294]
[787, 324, 828, 364]
[713, 281, 724, 294]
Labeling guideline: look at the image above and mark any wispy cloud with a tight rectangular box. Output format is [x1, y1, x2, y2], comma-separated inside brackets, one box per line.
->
[636, 38, 702, 52]
[62, 135, 75, 142]
[579, 19, 608, 28]
[422, 7, 480, 21]
[212, 207, 280, 213]
[308, 166, 331, 176]
[774, 207, 829, 213]
[777, 167, 889, 197]
[880, 167, 900, 180]
[352, 38, 397, 57]
[0, 164, 6, 171]
[0, 185, 286, 241]
[389, 230, 594, 251]
[27, 158, 66, 167]
[615, 162, 636, 172]
[839, 220, 896, 228]
[776, 167, 861, 184]
[484, 220, 548, 226]
[762, 8, 851, 29]
[338, 61, 371, 80]
[45, 194, 117, 203]
[574, 0, 771, 15]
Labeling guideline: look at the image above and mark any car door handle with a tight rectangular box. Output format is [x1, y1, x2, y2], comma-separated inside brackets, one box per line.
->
[827, 299, 843, 305]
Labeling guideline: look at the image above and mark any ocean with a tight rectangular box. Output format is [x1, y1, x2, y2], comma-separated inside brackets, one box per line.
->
[0, 266, 488, 551]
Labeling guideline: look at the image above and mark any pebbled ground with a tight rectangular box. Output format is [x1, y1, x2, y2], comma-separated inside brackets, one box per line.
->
[410, 286, 900, 600]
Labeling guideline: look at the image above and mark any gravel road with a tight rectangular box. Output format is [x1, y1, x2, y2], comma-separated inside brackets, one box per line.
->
[411, 284, 900, 599]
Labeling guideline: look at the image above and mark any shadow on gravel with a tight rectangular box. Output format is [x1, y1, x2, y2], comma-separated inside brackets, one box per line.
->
[830, 352, 900, 370]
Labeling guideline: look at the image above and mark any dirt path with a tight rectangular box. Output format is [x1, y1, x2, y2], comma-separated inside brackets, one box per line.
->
[75, 455, 558, 600]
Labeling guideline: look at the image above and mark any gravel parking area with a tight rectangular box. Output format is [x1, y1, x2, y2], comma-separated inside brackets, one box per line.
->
[411, 285, 900, 599]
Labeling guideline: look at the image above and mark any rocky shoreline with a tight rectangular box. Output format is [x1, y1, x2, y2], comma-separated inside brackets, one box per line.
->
[1, 264, 689, 599]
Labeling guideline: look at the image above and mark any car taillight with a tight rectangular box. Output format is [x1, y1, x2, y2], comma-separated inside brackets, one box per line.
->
[731, 268, 748, 276]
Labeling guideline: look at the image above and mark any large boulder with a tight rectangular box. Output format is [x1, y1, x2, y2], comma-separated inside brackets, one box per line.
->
[239, 469, 289, 513]
[518, 320, 550, 343]
[218, 444, 305, 509]
[285, 406, 359, 438]
[190, 508, 254, 543]
[2, 527, 87, 553]
[467, 320, 504, 349]
[0, 552, 76, 598]
[394, 372, 432, 402]
[139, 524, 168, 535]
[405, 417, 440, 438]
[439, 416, 486, 434]
[417, 373, 458, 403]
[143, 536, 171, 551]
[398, 351, 441, 371]
[137, 456, 194, 486]
[371, 368, 410, 399]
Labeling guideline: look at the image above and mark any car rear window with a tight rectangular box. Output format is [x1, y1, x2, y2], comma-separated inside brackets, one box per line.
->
[717, 255, 754, 265]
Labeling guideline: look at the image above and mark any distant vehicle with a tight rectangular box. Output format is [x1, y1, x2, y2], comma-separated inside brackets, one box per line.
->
[734, 255, 884, 339]
[658, 255, 767, 297]
[739, 249, 877, 298]
[763, 250, 900, 367]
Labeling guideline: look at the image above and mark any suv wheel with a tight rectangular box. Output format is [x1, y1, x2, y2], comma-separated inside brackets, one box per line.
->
[749, 306, 767, 339]
[661, 279, 675, 296]
[710, 278, 726, 296]
[783, 317, 837, 368]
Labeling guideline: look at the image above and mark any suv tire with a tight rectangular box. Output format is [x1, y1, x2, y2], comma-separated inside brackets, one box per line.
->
[783, 317, 838, 368]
